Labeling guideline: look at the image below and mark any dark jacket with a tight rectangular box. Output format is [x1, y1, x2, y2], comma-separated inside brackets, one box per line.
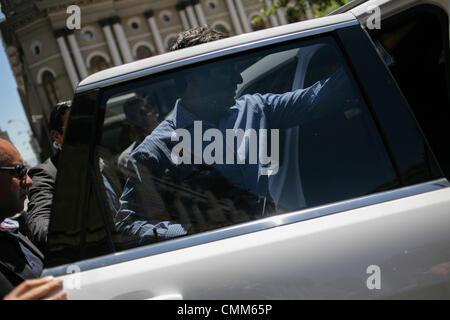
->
[24, 152, 59, 252]
[0, 227, 44, 298]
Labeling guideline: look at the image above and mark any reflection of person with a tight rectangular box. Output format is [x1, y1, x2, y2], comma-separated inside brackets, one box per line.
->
[0, 138, 65, 300]
[117, 97, 160, 175]
[24, 101, 71, 252]
[116, 26, 351, 240]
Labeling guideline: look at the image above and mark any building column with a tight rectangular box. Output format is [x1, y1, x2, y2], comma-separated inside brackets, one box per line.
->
[99, 19, 122, 66]
[176, 3, 191, 30]
[145, 10, 165, 54]
[305, 1, 314, 20]
[185, 2, 199, 28]
[265, 0, 279, 27]
[225, 0, 243, 35]
[234, 0, 252, 33]
[54, 30, 79, 90]
[67, 31, 88, 79]
[277, 7, 288, 25]
[111, 17, 134, 64]
[192, 0, 207, 26]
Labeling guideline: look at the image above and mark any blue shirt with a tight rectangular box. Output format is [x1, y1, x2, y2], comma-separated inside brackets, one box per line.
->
[115, 69, 351, 241]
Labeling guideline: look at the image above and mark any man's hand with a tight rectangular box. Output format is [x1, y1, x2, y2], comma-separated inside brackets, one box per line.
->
[3, 276, 67, 300]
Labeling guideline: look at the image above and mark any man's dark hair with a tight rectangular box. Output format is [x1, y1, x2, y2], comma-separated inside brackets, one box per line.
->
[170, 26, 228, 94]
[49, 100, 71, 134]
[169, 26, 227, 52]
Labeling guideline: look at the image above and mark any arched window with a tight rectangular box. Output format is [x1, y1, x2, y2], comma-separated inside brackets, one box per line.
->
[136, 45, 153, 60]
[250, 15, 266, 31]
[42, 71, 60, 107]
[89, 55, 110, 74]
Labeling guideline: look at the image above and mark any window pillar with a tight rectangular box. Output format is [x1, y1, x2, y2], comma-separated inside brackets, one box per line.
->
[265, 0, 279, 27]
[234, 0, 252, 33]
[185, 2, 199, 28]
[225, 0, 243, 35]
[192, 0, 207, 26]
[54, 29, 79, 90]
[305, 1, 314, 20]
[111, 17, 134, 64]
[67, 31, 88, 79]
[276, 7, 288, 25]
[145, 10, 166, 54]
[176, 3, 191, 30]
[99, 19, 122, 66]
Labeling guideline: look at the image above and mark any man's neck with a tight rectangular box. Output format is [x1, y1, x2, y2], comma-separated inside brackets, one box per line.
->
[181, 99, 221, 126]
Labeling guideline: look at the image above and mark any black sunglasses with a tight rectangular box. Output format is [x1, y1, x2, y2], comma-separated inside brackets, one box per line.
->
[0, 164, 28, 180]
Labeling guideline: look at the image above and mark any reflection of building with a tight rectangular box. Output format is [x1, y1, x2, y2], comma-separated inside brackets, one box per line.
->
[0, 0, 309, 160]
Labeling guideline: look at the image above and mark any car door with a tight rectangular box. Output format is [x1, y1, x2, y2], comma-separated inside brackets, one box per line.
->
[42, 11, 450, 299]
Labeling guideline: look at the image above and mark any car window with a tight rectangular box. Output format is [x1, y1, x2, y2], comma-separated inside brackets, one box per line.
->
[94, 35, 399, 251]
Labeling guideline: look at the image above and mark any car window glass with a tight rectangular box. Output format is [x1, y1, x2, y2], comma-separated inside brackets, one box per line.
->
[96, 35, 399, 250]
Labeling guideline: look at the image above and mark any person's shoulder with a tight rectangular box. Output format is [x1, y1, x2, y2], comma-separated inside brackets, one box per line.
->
[234, 94, 267, 113]
[130, 122, 171, 160]
[28, 158, 57, 180]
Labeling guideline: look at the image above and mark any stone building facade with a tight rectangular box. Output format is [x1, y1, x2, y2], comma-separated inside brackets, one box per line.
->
[0, 0, 303, 160]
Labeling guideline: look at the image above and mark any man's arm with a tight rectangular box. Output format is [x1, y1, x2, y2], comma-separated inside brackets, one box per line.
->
[115, 137, 189, 242]
[24, 165, 55, 251]
[260, 68, 352, 128]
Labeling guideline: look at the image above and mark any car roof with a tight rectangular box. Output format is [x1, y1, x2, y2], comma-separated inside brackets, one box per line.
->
[77, 12, 355, 90]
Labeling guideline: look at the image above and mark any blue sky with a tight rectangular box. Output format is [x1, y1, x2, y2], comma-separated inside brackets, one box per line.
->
[0, 9, 38, 166]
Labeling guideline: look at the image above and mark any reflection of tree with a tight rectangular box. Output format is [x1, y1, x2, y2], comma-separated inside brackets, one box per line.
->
[261, 0, 351, 20]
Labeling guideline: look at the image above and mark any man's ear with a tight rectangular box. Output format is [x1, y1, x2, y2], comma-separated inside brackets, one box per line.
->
[50, 130, 62, 145]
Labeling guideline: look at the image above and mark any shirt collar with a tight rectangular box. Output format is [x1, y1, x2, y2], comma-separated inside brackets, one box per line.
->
[170, 99, 217, 129]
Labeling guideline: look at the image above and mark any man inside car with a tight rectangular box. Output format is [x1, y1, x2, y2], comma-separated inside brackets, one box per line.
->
[116, 26, 352, 241]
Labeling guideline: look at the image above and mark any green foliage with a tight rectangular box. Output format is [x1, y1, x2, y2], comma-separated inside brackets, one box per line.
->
[258, 0, 352, 22]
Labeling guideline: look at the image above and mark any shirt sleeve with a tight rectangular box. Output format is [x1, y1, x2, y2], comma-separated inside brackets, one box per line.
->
[115, 137, 189, 242]
[260, 67, 352, 128]
[24, 165, 55, 252]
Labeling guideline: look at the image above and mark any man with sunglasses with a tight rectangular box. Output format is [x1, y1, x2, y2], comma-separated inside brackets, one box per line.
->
[24, 101, 71, 252]
[0, 138, 66, 299]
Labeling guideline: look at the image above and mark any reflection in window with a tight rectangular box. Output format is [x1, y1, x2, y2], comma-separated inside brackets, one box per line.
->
[98, 36, 402, 251]
[136, 46, 153, 60]
[42, 71, 60, 107]
[89, 55, 110, 74]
